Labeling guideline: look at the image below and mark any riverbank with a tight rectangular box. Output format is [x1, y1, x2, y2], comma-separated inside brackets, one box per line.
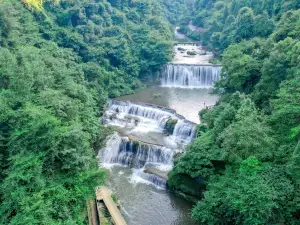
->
[97, 33, 221, 224]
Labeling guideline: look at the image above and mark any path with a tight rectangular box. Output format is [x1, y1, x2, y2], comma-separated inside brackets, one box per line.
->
[96, 187, 127, 225]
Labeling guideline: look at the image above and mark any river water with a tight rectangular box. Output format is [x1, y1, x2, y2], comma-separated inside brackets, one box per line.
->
[105, 166, 196, 225]
[98, 35, 220, 225]
[117, 86, 218, 124]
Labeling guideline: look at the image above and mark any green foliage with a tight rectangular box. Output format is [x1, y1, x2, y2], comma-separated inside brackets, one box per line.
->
[270, 75, 300, 140]
[235, 7, 255, 40]
[22, 0, 44, 10]
[170, 2, 300, 223]
[160, 0, 194, 24]
[191, 162, 279, 225]
[220, 39, 263, 93]
[218, 98, 276, 163]
[0, 0, 173, 223]
[182, 0, 299, 52]
[111, 193, 118, 203]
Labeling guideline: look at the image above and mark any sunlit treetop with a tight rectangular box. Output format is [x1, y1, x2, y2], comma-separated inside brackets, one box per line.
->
[22, 0, 44, 10]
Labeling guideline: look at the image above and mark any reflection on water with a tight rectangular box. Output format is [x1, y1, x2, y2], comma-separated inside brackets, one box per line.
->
[117, 86, 219, 124]
[107, 166, 197, 225]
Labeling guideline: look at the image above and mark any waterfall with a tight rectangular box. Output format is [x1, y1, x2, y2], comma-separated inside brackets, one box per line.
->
[161, 64, 221, 87]
[99, 134, 174, 169]
[134, 170, 167, 189]
[103, 100, 197, 144]
[100, 133, 123, 167]
[100, 99, 198, 189]
[172, 120, 196, 142]
[103, 100, 177, 130]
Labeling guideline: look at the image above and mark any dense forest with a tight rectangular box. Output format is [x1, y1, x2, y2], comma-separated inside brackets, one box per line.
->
[0, 0, 173, 223]
[169, 0, 300, 224]
[1, 0, 300, 224]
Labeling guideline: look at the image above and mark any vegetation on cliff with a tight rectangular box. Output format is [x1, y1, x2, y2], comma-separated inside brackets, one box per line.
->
[169, 1, 300, 224]
[0, 0, 173, 223]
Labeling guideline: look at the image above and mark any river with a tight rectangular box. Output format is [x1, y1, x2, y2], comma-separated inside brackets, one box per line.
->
[117, 86, 218, 124]
[98, 33, 220, 225]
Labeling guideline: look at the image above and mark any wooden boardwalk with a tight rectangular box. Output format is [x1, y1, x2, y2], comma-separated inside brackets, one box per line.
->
[96, 187, 127, 225]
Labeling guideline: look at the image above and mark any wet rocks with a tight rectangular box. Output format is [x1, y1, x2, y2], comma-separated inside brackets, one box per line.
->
[187, 51, 197, 56]
[165, 118, 178, 134]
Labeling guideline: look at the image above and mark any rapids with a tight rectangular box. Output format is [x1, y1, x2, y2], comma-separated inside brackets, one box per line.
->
[97, 40, 220, 224]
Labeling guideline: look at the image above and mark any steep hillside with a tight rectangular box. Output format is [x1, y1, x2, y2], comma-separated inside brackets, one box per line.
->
[0, 0, 173, 223]
[169, 1, 300, 224]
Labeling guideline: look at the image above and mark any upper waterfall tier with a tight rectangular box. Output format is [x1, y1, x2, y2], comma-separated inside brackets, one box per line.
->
[161, 64, 221, 88]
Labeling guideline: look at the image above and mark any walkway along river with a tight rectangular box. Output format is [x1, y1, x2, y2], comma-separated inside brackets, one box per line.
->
[97, 40, 221, 224]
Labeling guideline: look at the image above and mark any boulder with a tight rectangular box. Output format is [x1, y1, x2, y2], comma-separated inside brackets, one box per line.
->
[144, 168, 169, 181]
[187, 51, 197, 56]
[165, 118, 178, 134]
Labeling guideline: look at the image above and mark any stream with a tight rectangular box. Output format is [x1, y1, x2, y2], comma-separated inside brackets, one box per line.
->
[97, 34, 221, 224]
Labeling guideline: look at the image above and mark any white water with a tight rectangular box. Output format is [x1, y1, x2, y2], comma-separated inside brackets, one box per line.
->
[99, 133, 174, 188]
[173, 120, 197, 143]
[100, 99, 197, 190]
[161, 64, 221, 88]
[98, 42, 220, 225]
[103, 99, 196, 143]
[99, 134, 174, 169]
[130, 169, 167, 189]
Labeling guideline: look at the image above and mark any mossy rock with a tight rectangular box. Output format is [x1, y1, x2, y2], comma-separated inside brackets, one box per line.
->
[168, 173, 204, 198]
[173, 152, 183, 160]
[177, 47, 186, 51]
[187, 51, 197, 56]
[165, 118, 178, 134]
[109, 113, 117, 120]
[153, 93, 161, 98]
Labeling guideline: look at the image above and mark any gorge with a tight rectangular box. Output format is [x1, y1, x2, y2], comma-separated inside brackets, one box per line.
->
[2, 1, 299, 224]
[98, 40, 221, 224]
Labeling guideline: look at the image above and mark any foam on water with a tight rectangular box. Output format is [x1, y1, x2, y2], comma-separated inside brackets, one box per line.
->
[103, 100, 197, 144]
[130, 169, 167, 189]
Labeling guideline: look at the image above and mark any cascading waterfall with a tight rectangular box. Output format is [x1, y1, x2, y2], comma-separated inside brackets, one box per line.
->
[96, 42, 220, 223]
[104, 99, 175, 130]
[161, 64, 221, 87]
[172, 120, 196, 142]
[103, 100, 197, 143]
[100, 133, 123, 167]
[99, 133, 174, 188]
[133, 170, 168, 188]
[99, 134, 174, 169]
[100, 100, 198, 188]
